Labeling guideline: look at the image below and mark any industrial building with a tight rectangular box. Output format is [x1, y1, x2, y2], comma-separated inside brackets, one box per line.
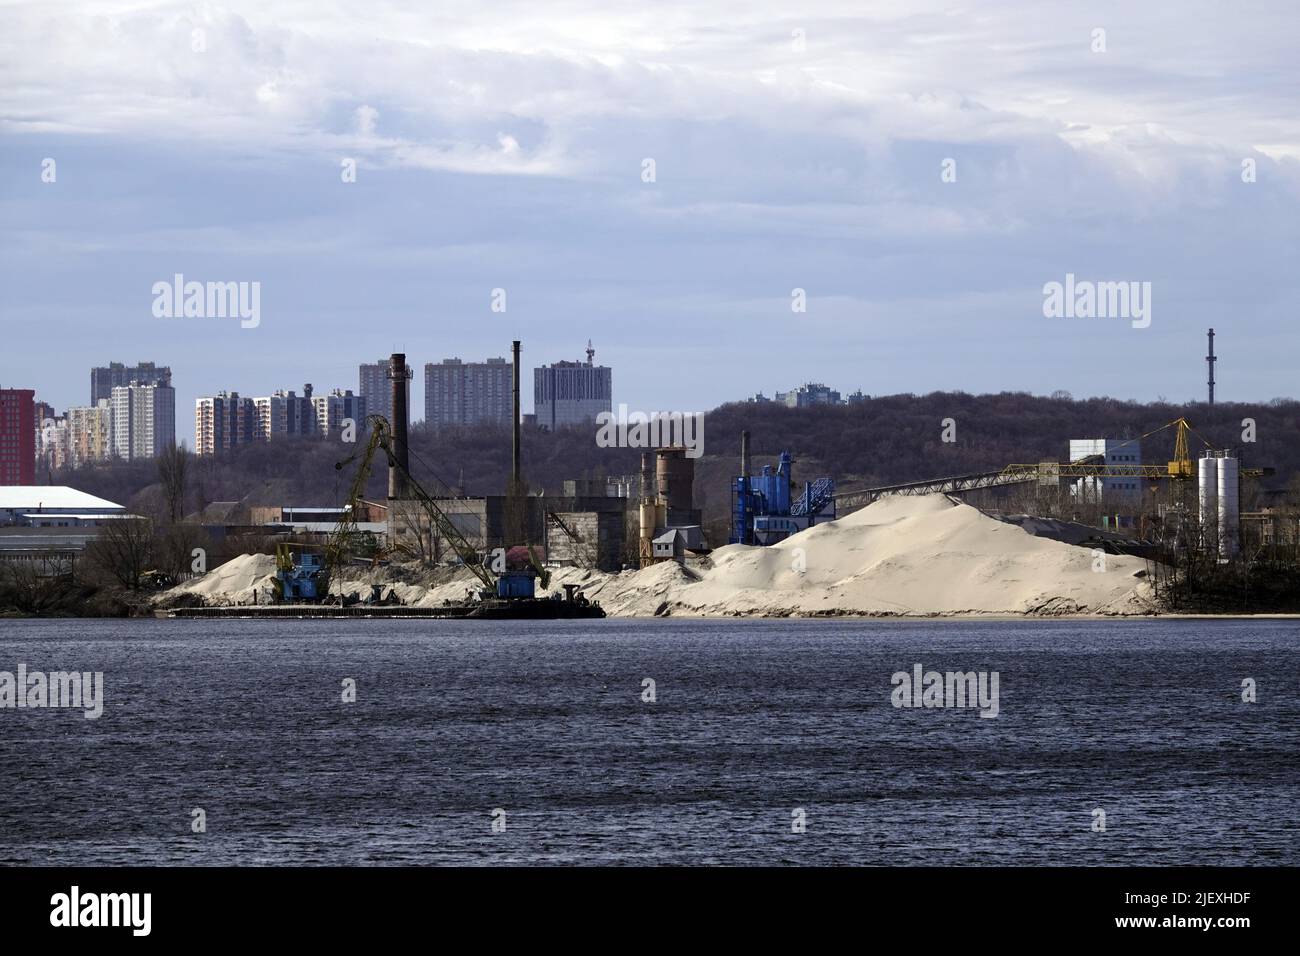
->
[730, 433, 836, 545]
[0, 486, 130, 575]
[534, 342, 612, 429]
[632, 447, 707, 566]
[0, 388, 36, 485]
[249, 502, 388, 528]
[424, 357, 512, 427]
[1068, 439, 1144, 498]
[0, 486, 127, 526]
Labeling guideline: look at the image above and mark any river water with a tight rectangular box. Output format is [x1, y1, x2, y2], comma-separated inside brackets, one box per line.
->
[0, 617, 1295, 865]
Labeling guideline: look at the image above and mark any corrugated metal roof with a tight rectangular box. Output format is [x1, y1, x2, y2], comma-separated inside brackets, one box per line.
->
[0, 486, 125, 511]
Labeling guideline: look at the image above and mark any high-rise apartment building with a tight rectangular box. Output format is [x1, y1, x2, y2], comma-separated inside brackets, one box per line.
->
[359, 360, 397, 425]
[262, 386, 315, 438]
[312, 389, 366, 438]
[36, 415, 69, 474]
[91, 361, 171, 404]
[33, 400, 61, 475]
[197, 386, 315, 455]
[0, 388, 36, 484]
[534, 343, 612, 429]
[424, 357, 512, 427]
[66, 401, 113, 468]
[110, 382, 176, 460]
[196, 391, 254, 456]
[776, 382, 841, 407]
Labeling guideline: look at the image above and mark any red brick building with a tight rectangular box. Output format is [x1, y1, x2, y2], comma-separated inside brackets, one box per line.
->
[0, 388, 36, 485]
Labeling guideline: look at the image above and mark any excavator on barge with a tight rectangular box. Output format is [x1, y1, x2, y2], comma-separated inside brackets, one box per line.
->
[321, 413, 604, 620]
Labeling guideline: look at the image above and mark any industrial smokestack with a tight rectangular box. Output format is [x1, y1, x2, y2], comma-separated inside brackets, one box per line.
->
[1206, 328, 1217, 406]
[511, 340, 521, 491]
[387, 353, 410, 499]
[741, 430, 751, 480]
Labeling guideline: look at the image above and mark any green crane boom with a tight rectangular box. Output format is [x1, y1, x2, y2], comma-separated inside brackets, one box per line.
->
[330, 416, 496, 591]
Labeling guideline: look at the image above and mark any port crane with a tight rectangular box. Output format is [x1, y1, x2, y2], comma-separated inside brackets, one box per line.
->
[327, 416, 551, 597]
[834, 417, 1270, 511]
[997, 417, 1270, 483]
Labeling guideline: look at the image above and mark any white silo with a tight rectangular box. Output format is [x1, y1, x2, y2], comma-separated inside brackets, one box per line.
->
[1198, 454, 1218, 556]
[1217, 455, 1240, 558]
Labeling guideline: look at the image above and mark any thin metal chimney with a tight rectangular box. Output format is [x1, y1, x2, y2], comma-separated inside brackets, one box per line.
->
[741, 430, 751, 480]
[387, 352, 411, 499]
[1206, 328, 1217, 406]
[511, 341, 522, 491]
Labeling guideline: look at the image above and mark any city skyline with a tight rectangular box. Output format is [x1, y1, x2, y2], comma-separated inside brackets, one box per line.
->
[2, 1, 1297, 454]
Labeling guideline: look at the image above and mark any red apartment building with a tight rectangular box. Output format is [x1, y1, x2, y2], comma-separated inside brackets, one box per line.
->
[0, 388, 36, 485]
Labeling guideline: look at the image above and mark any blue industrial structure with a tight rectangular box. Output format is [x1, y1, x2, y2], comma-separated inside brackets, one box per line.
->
[495, 570, 537, 599]
[274, 545, 328, 601]
[731, 451, 836, 545]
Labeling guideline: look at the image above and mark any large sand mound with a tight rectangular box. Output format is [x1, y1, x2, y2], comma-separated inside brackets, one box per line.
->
[154, 495, 1157, 617]
[547, 494, 1156, 617]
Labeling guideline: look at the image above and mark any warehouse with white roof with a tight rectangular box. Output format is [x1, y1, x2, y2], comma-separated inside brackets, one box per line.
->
[0, 486, 128, 527]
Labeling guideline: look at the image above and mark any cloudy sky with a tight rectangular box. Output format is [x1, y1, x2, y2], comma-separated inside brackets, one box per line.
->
[2, 0, 1297, 447]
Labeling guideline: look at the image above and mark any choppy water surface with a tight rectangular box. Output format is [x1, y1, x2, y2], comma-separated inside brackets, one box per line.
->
[0, 617, 1296, 865]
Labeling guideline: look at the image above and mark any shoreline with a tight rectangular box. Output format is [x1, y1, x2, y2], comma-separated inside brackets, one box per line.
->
[6, 609, 1300, 622]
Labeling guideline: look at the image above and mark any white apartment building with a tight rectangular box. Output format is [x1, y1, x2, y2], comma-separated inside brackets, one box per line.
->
[312, 389, 366, 438]
[110, 382, 176, 460]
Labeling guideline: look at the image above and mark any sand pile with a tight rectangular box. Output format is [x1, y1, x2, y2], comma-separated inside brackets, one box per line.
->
[156, 553, 443, 608]
[547, 494, 1155, 617]
[155, 495, 1156, 617]
[162, 552, 278, 605]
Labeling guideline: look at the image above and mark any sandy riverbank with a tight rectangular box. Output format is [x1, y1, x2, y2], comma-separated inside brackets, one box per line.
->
[158, 494, 1158, 618]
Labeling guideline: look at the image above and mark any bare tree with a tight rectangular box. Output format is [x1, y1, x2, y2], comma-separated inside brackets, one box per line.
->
[157, 444, 190, 524]
[85, 517, 155, 590]
[155, 523, 212, 580]
[0, 555, 82, 615]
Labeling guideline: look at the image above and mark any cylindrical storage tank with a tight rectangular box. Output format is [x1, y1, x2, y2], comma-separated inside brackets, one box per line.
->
[1198, 454, 1218, 556]
[638, 500, 658, 568]
[1218, 456, 1239, 558]
[656, 447, 695, 512]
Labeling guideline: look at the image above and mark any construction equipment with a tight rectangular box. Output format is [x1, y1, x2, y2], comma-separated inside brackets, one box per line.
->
[833, 416, 1271, 513]
[331, 415, 493, 591]
[272, 542, 328, 602]
[331, 416, 562, 606]
[997, 418, 1270, 483]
